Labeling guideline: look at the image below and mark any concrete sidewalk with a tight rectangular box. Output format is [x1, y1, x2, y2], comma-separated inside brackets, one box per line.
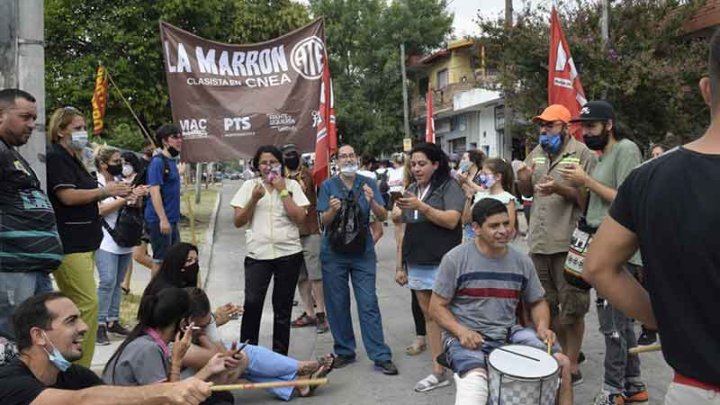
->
[96, 180, 674, 403]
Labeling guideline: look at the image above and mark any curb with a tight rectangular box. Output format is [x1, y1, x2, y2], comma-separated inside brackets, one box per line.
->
[199, 187, 222, 290]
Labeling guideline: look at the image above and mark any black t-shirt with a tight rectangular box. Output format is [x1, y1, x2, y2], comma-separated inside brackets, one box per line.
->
[0, 140, 63, 272]
[610, 147, 720, 385]
[46, 143, 103, 254]
[0, 359, 103, 405]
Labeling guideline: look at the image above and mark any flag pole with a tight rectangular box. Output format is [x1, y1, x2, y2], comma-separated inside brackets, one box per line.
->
[105, 70, 156, 148]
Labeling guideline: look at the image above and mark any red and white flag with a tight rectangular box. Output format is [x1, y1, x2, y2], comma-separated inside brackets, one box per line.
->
[312, 54, 337, 186]
[548, 7, 586, 139]
[425, 87, 435, 143]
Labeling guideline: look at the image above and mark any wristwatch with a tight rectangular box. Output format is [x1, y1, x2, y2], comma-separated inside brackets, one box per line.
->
[279, 189, 290, 199]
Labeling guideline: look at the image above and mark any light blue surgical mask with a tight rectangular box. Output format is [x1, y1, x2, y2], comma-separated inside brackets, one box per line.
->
[42, 332, 72, 372]
[458, 160, 471, 173]
[539, 133, 563, 155]
[70, 131, 89, 150]
[479, 173, 496, 188]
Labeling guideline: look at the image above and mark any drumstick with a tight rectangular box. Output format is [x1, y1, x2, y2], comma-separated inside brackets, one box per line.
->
[496, 346, 540, 362]
[629, 344, 661, 355]
[546, 340, 551, 355]
[211, 378, 329, 392]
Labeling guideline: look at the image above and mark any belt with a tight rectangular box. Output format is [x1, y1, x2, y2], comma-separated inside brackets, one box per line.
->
[673, 372, 720, 392]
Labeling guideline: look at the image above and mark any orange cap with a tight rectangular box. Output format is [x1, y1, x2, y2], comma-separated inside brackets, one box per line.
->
[532, 104, 572, 124]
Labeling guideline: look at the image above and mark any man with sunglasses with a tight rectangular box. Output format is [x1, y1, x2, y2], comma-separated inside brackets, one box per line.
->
[146, 124, 183, 273]
[516, 104, 596, 385]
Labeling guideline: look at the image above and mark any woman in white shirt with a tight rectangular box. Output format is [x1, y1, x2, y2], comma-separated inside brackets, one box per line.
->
[95, 146, 146, 346]
[231, 145, 309, 355]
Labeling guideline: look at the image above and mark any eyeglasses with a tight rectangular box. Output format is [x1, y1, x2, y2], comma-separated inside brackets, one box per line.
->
[338, 153, 356, 160]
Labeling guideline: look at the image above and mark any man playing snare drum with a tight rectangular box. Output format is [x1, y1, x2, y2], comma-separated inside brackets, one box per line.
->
[430, 199, 572, 405]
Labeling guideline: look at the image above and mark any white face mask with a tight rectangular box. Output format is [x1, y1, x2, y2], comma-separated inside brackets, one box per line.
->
[340, 164, 359, 175]
[70, 131, 89, 150]
[122, 164, 134, 177]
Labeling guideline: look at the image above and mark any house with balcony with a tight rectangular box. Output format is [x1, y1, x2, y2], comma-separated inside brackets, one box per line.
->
[407, 38, 510, 158]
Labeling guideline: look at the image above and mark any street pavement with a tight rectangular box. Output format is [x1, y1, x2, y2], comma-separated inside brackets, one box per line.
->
[98, 180, 674, 404]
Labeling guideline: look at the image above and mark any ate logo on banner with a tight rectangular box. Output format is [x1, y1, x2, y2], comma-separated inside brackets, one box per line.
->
[291, 36, 325, 80]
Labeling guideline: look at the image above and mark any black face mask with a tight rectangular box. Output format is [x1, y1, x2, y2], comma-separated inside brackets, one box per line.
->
[182, 263, 199, 286]
[284, 154, 300, 171]
[583, 126, 610, 151]
[168, 146, 180, 157]
[107, 164, 123, 176]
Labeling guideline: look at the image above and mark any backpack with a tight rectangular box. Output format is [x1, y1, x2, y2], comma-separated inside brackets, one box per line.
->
[102, 204, 144, 248]
[376, 170, 389, 194]
[328, 177, 368, 254]
[134, 154, 171, 186]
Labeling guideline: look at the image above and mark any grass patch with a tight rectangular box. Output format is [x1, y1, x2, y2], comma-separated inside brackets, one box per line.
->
[118, 185, 219, 327]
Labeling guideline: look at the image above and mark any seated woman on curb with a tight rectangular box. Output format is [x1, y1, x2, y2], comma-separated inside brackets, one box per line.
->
[102, 287, 241, 404]
[143, 243, 334, 401]
[183, 287, 333, 400]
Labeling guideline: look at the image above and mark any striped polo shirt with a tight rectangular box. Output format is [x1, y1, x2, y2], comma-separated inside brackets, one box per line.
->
[434, 241, 545, 341]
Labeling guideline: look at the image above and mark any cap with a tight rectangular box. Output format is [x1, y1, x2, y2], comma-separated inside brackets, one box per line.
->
[570, 101, 615, 122]
[281, 144, 298, 153]
[532, 104, 572, 124]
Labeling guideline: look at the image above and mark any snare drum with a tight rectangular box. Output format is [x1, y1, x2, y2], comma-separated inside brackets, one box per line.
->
[488, 344, 559, 405]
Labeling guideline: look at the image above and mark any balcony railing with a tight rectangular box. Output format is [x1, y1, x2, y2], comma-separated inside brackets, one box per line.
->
[410, 75, 500, 119]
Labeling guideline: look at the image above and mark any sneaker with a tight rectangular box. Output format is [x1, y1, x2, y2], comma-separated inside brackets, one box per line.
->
[107, 322, 130, 336]
[571, 370, 584, 386]
[291, 312, 316, 328]
[624, 385, 649, 403]
[96, 324, 110, 346]
[333, 355, 356, 369]
[593, 390, 625, 405]
[637, 328, 657, 347]
[315, 313, 329, 334]
[374, 360, 399, 375]
[414, 373, 450, 392]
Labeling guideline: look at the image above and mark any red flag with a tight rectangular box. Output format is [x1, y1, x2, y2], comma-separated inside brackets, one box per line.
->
[425, 87, 435, 143]
[548, 8, 586, 139]
[91, 64, 109, 136]
[313, 55, 337, 186]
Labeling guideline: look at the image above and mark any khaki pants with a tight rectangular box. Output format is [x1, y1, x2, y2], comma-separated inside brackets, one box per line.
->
[53, 251, 98, 368]
[666, 382, 720, 405]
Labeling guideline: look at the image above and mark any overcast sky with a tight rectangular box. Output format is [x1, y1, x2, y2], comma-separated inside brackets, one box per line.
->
[451, 0, 549, 36]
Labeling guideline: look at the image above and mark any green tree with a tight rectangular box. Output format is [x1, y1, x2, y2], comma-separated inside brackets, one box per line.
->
[45, 0, 309, 151]
[310, 0, 453, 154]
[479, 0, 708, 149]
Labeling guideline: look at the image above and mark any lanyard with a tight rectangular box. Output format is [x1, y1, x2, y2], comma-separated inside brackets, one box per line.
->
[144, 327, 171, 358]
[414, 184, 432, 220]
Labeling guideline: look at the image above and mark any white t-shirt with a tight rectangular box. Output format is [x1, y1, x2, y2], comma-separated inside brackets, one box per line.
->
[97, 174, 134, 255]
[387, 167, 405, 193]
[474, 190, 516, 206]
[230, 178, 310, 260]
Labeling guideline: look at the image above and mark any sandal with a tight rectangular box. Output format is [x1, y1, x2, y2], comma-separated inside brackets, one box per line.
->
[405, 339, 427, 356]
[297, 355, 334, 397]
[121, 286, 130, 295]
[414, 373, 451, 393]
[291, 312, 317, 328]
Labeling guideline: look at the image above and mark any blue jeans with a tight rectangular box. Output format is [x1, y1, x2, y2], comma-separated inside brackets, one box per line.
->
[0, 272, 52, 339]
[321, 249, 392, 362]
[146, 221, 180, 263]
[597, 264, 643, 393]
[96, 249, 132, 324]
[243, 344, 299, 401]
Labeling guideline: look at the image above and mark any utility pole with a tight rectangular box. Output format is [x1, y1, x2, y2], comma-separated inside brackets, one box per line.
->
[502, 0, 513, 159]
[601, 0, 610, 50]
[400, 44, 411, 139]
[0, 0, 47, 189]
